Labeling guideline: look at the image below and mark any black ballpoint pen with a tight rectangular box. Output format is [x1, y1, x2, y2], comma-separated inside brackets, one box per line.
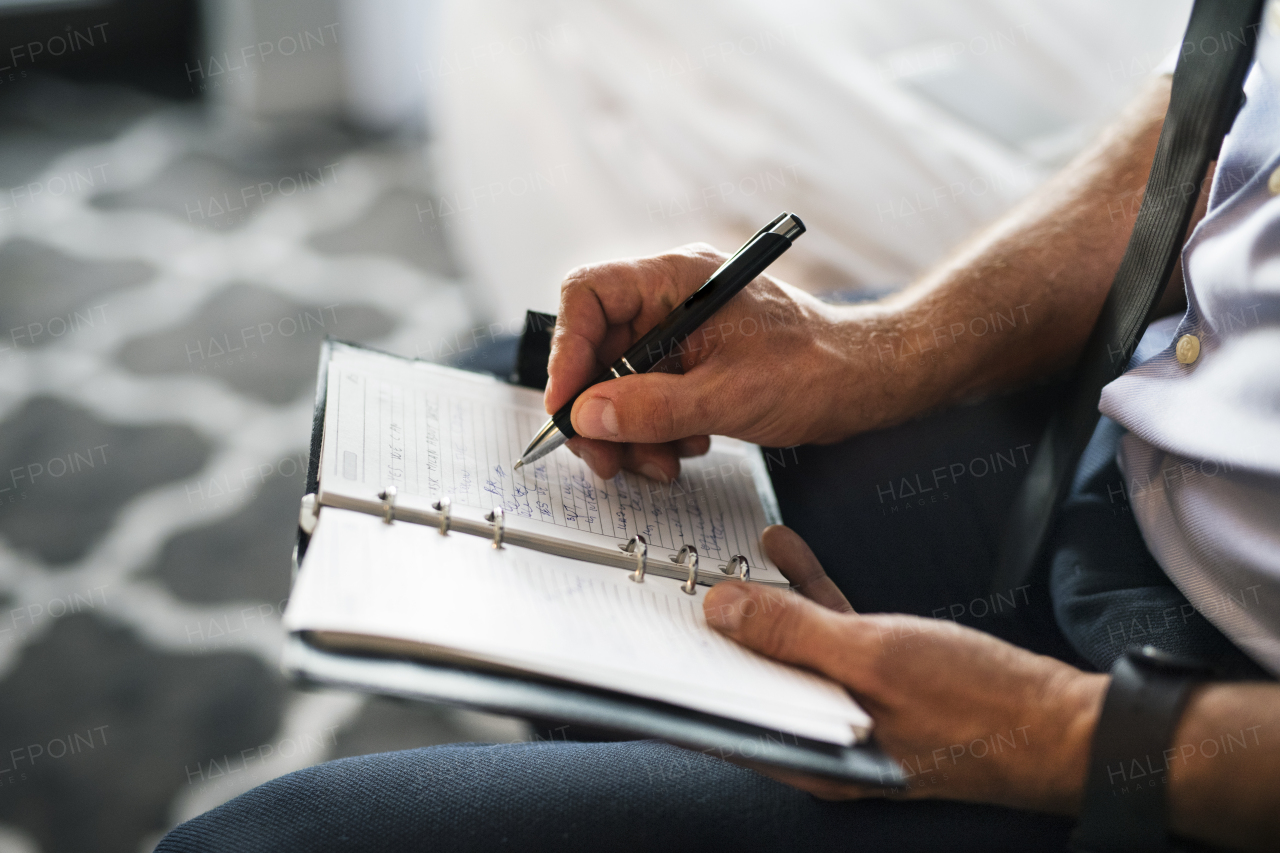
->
[514, 211, 806, 471]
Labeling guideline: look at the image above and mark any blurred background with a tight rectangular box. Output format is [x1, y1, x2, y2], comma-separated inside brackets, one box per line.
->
[0, 0, 1189, 849]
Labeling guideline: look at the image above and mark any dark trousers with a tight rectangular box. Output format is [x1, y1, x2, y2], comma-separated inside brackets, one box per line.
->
[159, 381, 1097, 852]
[769, 380, 1081, 663]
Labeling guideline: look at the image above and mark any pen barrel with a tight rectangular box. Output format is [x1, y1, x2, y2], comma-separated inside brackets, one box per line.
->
[618, 231, 792, 374]
[551, 403, 577, 440]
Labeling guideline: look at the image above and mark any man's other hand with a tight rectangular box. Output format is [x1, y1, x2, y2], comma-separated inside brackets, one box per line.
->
[703, 525, 1108, 815]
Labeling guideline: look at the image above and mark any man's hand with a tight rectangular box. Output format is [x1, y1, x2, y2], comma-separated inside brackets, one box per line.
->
[703, 525, 1108, 815]
[544, 80, 1188, 487]
[546, 243, 864, 482]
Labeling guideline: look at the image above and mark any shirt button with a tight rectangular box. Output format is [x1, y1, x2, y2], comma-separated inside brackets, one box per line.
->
[1176, 334, 1200, 364]
[1270, 165, 1280, 195]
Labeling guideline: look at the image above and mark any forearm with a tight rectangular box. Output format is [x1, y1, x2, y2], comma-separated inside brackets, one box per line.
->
[1165, 682, 1280, 851]
[829, 76, 1178, 435]
[548, 78, 1198, 463]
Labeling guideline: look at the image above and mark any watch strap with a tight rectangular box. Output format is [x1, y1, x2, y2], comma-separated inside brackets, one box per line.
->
[1072, 646, 1211, 852]
[990, 0, 1265, 596]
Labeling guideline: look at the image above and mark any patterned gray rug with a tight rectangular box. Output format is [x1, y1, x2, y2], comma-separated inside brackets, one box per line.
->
[0, 78, 528, 853]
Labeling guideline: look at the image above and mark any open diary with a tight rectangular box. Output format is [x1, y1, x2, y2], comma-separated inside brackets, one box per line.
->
[283, 340, 901, 784]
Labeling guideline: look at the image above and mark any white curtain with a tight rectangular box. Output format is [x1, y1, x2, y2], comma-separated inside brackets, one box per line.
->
[424, 0, 1190, 318]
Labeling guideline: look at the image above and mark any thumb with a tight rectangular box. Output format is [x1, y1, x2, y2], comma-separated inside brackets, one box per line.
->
[762, 525, 854, 614]
[703, 582, 870, 684]
[571, 371, 715, 444]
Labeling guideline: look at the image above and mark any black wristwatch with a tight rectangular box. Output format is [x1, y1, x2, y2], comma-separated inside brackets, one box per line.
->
[1071, 645, 1214, 853]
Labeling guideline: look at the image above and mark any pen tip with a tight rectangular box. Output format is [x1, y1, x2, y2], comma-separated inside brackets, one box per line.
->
[513, 459, 523, 471]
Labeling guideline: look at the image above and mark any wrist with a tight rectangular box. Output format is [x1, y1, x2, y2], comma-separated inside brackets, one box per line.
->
[1050, 671, 1109, 814]
[998, 667, 1107, 816]
[820, 301, 934, 438]
[1071, 647, 1219, 852]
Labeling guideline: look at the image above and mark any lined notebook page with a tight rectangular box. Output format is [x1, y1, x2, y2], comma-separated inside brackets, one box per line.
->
[286, 509, 868, 745]
[318, 345, 783, 580]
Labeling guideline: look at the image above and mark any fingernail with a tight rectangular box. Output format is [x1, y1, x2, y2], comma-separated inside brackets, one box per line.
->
[639, 462, 669, 483]
[704, 584, 750, 632]
[576, 397, 618, 439]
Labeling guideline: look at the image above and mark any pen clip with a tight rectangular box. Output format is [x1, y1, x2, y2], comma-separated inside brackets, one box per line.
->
[749, 211, 789, 241]
[699, 212, 790, 284]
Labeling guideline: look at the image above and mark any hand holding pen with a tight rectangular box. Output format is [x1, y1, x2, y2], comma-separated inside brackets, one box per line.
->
[523, 213, 874, 482]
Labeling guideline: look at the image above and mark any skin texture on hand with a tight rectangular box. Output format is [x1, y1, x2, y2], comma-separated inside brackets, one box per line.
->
[708, 527, 1280, 852]
[545, 243, 863, 482]
[704, 526, 1107, 815]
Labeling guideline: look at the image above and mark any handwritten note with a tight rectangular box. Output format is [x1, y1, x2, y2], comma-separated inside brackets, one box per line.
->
[322, 347, 778, 571]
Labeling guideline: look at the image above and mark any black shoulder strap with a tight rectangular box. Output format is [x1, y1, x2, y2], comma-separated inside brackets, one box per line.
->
[991, 0, 1265, 595]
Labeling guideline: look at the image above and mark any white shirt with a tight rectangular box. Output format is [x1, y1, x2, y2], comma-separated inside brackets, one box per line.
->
[1099, 2, 1280, 676]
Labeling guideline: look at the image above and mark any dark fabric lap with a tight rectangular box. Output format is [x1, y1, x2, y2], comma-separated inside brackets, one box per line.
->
[156, 741, 1073, 853]
[768, 380, 1083, 664]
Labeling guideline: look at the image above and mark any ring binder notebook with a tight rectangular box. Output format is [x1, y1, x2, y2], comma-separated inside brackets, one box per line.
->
[378, 486, 397, 524]
[283, 339, 902, 787]
[432, 497, 451, 534]
[621, 534, 648, 583]
[672, 545, 699, 595]
[484, 506, 505, 549]
[303, 340, 788, 588]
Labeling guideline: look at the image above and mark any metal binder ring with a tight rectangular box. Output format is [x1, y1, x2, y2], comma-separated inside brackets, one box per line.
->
[725, 555, 750, 581]
[485, 507, 505, 549]
[620, 534, 648, 583]
[432, 497, 452, 535]
[671, 545, 699, 595]
[298, 493, 319, 535]
[378, 486, 398, 524]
